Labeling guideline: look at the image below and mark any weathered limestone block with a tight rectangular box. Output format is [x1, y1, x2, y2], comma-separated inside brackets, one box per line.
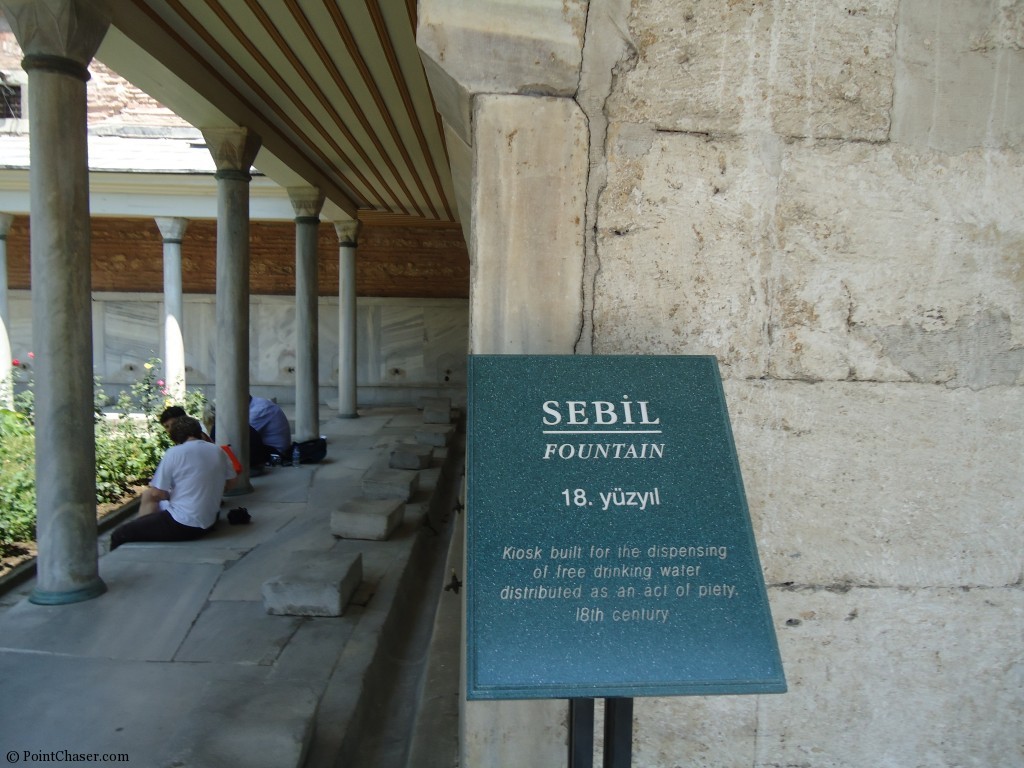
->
[331, 498, 404, 541]
[261, 552, 362, 617]
[463, 699, 568, 768]
[771, 142, 1024, 385]
[893, 0, 1024, 152]
[724, 379, 1024, 588]
[595, 129, 1024, 387]
[594, 127, 772, 379]
[417, 0, 587, 143]
[608, 0, 772, 133]
[608, 0, 896, 140]
[768, 0, 896, 141]
[471, 95, 588, 354]
[631, 586, 1022, 767]
[389, 442, 434, 470]
[362, 467, 419, 501]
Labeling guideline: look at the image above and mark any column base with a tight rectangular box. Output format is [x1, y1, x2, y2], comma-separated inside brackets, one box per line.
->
[29, 578, 107, 605]
[337, 412, 360, 419]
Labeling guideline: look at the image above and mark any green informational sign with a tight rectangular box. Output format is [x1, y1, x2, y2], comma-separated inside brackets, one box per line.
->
[466, 355, 785, 700]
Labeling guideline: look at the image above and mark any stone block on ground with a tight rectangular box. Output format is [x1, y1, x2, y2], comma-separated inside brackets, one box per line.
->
[418, 466, 442, 495]
[331, 498, 404, 540]
[421, 397, 454, 424]
[389, 443, 434, 469]
[362, 467, 420, 501]
[261, 551, 363, 617]
[418, 396, 452, 411]
[415, 424, 456, 447]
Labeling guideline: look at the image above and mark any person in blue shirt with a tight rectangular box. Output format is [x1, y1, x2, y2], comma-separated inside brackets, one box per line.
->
[249, 395, 292, 464]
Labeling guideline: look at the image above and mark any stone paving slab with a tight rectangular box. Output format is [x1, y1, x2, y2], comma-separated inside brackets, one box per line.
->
[381, 411, 430, 429]
[208, 508, 337, 602]
[416, 424, 455, 446]
[0, 651, 264, 762]
[268, 613, 360, 686]
[362, 466, 420, 500]
[0, 558, 222, 661]
[174, 599, 302, 664]
[103, 543, 248, 565]
[332, 497, 405, 540]
[166, 679, 319, 768]
[0, 405, 463, 768]
[308, 454, 376, 480]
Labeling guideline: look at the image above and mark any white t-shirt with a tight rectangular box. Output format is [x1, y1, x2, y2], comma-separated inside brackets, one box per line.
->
[151, 439, 237, 529]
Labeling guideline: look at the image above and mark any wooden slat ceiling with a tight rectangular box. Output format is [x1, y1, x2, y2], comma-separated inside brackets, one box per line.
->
[103, 0, 456, 223]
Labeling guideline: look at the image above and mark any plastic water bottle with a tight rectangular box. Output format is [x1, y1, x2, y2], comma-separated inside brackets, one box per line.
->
[291, 444, 301, 467]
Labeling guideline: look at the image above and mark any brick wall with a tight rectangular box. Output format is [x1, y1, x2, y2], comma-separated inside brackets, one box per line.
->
[3, 214, 468, 298]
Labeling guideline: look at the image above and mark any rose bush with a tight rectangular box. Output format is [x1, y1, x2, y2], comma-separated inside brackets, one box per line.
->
[0, 356, 207, 558]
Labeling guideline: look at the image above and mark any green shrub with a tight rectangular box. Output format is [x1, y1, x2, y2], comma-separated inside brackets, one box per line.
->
[0, 408, 36, 548]
[0, 357, 207, 558]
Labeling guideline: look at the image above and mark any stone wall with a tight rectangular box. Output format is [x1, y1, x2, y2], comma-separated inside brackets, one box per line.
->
[5, 289, 468, 406]
[420, 0, 1021, 765]
[587, 0, 1022, 765]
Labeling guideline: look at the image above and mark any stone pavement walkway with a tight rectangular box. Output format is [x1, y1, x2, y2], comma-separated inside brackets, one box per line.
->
[0, 405, 463, 768]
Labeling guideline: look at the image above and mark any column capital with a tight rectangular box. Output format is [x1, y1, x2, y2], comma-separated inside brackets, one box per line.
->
[0, 213, 13, 239]
[154, 216, 189, 243]
[288, 187, 326, 219]
[200, 126, 262, 173]
[334, 220, 361, 247]
[1, 0, 111, 68]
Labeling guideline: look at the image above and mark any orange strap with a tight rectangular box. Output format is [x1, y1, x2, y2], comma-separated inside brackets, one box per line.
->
[221, 444, 242, 473]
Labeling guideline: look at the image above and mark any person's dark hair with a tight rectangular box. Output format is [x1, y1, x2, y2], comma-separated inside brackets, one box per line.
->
[159, 405, 188, 426]
[167, 416, 203, 445]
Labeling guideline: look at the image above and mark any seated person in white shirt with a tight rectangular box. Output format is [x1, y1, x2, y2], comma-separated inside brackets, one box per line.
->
[110, 416, 237, 549]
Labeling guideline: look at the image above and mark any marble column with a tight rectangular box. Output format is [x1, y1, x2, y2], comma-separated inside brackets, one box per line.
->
[288, 187, 325, 441]
[202, 127, 261, 494]
[155, 217, 188, 403]
[334, 220, 360, 419]
[0, 213, 12, 409]
[2, 0, 111, 604]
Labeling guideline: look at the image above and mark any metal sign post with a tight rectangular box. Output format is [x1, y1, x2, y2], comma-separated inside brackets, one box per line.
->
[569, 697, 633, 768]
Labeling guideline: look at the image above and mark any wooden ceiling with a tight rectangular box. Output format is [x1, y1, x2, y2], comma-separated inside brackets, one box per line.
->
[98, 0, 457, 224]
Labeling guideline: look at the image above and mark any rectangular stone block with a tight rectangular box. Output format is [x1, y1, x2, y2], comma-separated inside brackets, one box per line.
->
[416, 424, 455, 447]
[417, 467, 442, 495]
[362, 467, 419, 501]
[261, 552, 362, 617]
[331, 498, 404, 541]
[389, 443, 434, 469]
[423, 406, 454, 424]
[417, 397, 450, 415]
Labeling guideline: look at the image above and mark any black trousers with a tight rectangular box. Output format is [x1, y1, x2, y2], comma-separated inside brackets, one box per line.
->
[110, 510, 207, 549]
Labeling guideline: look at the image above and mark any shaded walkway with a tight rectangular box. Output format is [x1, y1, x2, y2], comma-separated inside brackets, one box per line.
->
[0, 406, 463, 768]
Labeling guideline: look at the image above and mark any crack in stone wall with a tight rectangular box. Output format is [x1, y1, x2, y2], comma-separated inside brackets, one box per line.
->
[574, 0, 636, 354]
